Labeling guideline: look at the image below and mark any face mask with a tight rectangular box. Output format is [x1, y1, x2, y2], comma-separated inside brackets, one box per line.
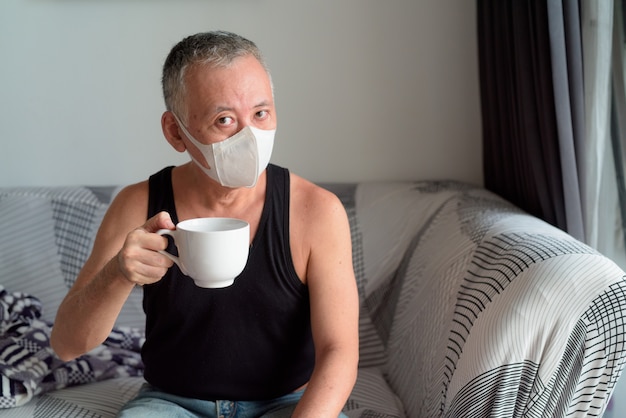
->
[175, 115, 275, 188]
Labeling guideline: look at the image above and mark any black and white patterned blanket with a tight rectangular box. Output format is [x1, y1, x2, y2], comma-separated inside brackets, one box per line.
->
[0, 285, 145, 408]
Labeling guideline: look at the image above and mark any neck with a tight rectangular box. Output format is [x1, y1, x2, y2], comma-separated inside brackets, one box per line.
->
[173, 163, 267, 218]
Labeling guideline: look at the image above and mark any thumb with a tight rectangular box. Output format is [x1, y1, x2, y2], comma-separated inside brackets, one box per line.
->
[143, 211, 175, 233]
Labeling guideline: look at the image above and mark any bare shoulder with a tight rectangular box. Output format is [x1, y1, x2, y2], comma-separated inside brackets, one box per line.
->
[102, 181, 150, 232]
[289, 173, 351, 251]
[289, 173, 352, 282]
[289, 173, 346, 224]
[89, 181, 150, 260]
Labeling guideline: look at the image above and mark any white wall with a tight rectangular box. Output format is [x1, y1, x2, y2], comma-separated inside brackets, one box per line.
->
[0, 0, 482, 187]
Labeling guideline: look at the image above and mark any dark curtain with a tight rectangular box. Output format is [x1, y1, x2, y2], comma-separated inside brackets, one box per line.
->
[478, 0, 585, 241]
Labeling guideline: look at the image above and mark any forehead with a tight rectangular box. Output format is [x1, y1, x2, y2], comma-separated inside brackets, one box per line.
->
[183, 55, 272, 104]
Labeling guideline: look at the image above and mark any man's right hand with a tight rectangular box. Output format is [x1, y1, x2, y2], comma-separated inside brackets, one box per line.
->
[117, 211, 176, 286]
[52, 182, 170, 360]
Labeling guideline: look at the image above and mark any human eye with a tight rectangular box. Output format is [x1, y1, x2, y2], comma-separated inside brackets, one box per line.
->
[217, 115, 234, 126]
[255, 110, 269, 120]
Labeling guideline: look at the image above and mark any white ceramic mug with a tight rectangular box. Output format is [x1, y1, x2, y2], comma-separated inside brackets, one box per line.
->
[156, 217, 250, 288]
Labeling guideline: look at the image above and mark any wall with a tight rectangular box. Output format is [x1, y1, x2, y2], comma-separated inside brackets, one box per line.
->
[0, 0, 482, 187]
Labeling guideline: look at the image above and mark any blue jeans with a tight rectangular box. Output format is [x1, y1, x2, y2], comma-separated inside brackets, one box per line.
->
[117, 383, 348, 418]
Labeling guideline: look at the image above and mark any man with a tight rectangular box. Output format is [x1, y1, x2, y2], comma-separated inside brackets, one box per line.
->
[50, 31, 359, 417]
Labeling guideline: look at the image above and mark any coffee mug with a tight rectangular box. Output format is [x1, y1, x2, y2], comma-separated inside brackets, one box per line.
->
[156, 217, 250, 288]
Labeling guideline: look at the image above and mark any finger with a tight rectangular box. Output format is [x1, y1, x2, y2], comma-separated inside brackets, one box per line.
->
[118, 228, 175, 284]
[125, 225, 170, 252]
[118, 246, 174, 285]
[143, 211, 175, 234]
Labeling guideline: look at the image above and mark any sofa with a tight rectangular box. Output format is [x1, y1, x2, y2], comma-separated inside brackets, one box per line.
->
[0, 180, 625, 417]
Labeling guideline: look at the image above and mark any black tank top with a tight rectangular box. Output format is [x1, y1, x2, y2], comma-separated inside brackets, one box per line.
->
[141, 164, 315, 400]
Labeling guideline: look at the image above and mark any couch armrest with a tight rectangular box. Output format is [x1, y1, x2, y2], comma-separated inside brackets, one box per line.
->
[356, 182, 626, 417]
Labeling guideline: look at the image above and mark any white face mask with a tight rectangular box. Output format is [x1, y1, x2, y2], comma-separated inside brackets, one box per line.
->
[175, 115, 275, 188]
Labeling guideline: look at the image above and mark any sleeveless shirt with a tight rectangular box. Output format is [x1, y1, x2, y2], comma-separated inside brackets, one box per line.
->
[142, 164, 315, 401]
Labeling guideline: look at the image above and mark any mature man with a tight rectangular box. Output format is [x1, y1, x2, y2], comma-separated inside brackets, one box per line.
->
[50, 31, 359, 417]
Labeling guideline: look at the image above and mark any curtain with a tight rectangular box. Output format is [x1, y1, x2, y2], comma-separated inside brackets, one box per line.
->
[477, 0, 584, 241]
[580, 1, 624, 267]
[478, 0, 626, 269]
[547, 0, 586, 242]
[611, 0, 626, 265]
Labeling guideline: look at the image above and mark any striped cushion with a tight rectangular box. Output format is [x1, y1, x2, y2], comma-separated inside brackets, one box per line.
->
[0, 371, 404, 418]
[0, 187, 144, 330]
[0, 377, 144, 418]
[372, 183, 626, 417]
[344, 368, 405, 417]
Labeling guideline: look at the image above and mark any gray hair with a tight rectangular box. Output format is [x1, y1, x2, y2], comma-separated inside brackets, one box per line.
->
[162, 31, 270, 121]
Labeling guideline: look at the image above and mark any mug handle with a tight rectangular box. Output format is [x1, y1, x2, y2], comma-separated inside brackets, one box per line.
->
[156, 229, 183, 272]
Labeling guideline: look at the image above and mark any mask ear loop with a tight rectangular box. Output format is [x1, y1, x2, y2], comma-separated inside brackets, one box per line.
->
[172, 114, 221, 182]
[173, 115, 206, 152]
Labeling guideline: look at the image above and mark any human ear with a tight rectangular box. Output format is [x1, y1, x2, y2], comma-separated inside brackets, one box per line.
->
[162, 111, 187, 153]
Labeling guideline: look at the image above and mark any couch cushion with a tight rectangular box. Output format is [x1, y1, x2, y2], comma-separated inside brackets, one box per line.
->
[0, 187, 145, 330]
[0, 192, 67, 325]
[0, 370, 406, 418]
[0, 376, 144, 418]
[379, 183, 626, 417]
[344, 368, 405, 418]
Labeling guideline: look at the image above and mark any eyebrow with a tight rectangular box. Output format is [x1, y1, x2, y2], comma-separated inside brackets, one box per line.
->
[214, 106, 233, 114]
[213, 101, 273, 114]
[253, 100, 273, 108]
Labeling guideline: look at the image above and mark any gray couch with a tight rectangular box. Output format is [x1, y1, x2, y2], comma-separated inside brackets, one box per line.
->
[0, 181, 625, 417]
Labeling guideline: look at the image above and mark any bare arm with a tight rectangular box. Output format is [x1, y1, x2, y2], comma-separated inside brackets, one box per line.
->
[292, 185, 359, 417]
[50, 183, 175, 361]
